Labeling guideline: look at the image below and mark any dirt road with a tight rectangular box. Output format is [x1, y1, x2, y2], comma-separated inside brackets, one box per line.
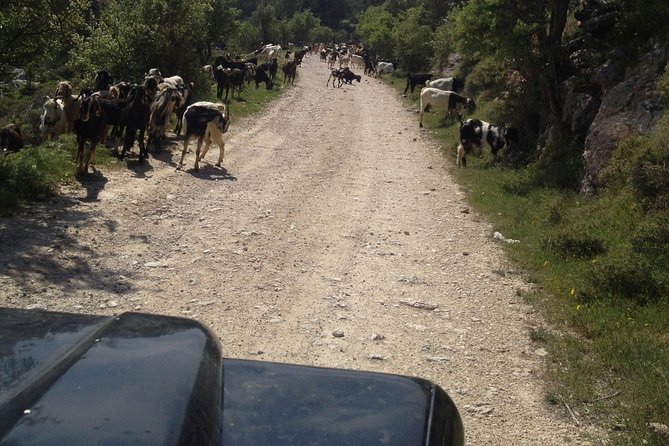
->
[0, 56, 600, 444]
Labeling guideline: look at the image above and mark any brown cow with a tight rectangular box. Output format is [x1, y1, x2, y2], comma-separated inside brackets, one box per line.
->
[0, 124, 24, 152]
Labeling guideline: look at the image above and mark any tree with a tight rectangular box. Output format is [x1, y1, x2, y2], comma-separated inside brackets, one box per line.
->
[448, 0, 570, 119]
[68, 0, 237, 84]
[355, 5, 395, 59]
[0, 0, 88, 80]
[392, 7, 433, 71]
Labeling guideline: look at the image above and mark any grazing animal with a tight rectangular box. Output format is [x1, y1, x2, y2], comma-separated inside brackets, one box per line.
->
[203, 65, 215, 80]
[74, 91, 107, 175]
[458, 119, 519, 166]
[121, 84, 151, 160]
[179, 101, 230, 171]
[98, 95, 129, 152]
[174, 82, 195, 136]
[147, 87, 180, 153]
[418, 88, 476, 128]
[326, 51, 337, 70]
[254, 67, 274, 90]
[375, 62, 394, 77]
[229, 68, 246, 99]
[40, 97, 68, 140]
[267, 58, 278, 82]
[425, 77, 465, 93]
[0, 124, 24, 152]
[404, 73, 433, 96]
[55, 81, 80, 132]
[350, 54, 365, 70]
[214, 66, 232, 100]
[94, 70, 113, 92]
[283, 60, 298, 84]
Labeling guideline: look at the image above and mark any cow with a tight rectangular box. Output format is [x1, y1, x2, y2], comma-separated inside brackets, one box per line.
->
[0, 124, 24, 152]
[404, 73, 433, 96]
[55, 81, 80, 132]
[94, 70, 113, 92]
[375, 62, 394, 77]
[147, 87, 180, 153]
[73, 90, 107, 175]
[458, 119, 519, 166]
[174, 82, 195, 136]
[254, 66, 274, 90]
[214, 66, 232, 100]
[179, 101, 230, 171]
[418, 88, 476, 128]
[425, 77, 465, 93]
[283, 60, 298, 84]
[267, 58, 278, 82]
[350, 54, 365, 70]
[121, 84, 151, 161]
[40, 97, 68, 141]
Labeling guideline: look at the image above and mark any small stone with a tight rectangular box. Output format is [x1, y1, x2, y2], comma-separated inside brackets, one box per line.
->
[534, 348, 548, 357]
[370, 354, 386, 360]
[332, 329, 345, 338]
[372, 333, 385, 341]
[144, 261, 163, 268]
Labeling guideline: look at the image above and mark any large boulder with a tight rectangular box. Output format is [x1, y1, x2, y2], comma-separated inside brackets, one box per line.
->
[581, 44, 667, 194]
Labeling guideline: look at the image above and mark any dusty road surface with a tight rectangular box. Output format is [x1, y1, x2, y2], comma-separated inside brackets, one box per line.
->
[0, 56, 601, 444]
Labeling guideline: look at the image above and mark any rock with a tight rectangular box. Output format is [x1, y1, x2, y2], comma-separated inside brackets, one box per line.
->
[332, 329, 345, 338]
[369, 354, 386, 360]
[400, 299, 438, 310]
[144, 261, 163, 268]
[534, 348, 548, 357]
[582, 44, 667, 193]
[372, 333, 385, 341]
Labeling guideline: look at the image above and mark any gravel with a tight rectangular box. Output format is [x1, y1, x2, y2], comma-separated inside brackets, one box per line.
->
[0, 56, 604, 444]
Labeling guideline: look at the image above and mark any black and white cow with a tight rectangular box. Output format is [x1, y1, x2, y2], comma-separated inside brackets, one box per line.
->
[179, 101, 231, 171]
[458, 118, 519, 166]
[418, 88, 476, 128]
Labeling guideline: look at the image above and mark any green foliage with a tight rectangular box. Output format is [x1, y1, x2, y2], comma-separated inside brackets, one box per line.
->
[430, 21, 453, 72]
[0, 143, 73, 215]
[391, 7, 433, 71]
[0, 0, 88, 81]
[660, 64, 669, 105]
[67, 0, 238, 83]
[355, 5, 396, 59]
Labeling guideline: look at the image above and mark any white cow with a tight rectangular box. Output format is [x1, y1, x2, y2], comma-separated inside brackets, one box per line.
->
[375, 62, 394, 77]
[40, 97, 68, 141]
[425, 77, 465, 92]
[418, 88, 476, 128]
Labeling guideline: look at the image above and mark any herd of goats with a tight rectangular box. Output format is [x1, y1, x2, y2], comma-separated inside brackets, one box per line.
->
[0, 42, 519, 175]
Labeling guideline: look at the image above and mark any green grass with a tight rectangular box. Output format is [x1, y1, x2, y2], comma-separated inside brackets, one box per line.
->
[385, 72, 669, 445]
[0, 75, 291, 216]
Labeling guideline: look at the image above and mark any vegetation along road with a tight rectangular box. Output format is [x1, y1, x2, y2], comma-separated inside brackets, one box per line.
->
[0, 56, 605, 444]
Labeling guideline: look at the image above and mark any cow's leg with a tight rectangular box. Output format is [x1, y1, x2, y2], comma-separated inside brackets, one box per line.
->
[178, 136, 190, 170]
[137, 127, 147, 161]
[85, 142, 97, 173]
[208, 131, 226, 167]
[199, 129, 213, 160]
[75, 138, 85, 175]
[194, 136, 205, 171]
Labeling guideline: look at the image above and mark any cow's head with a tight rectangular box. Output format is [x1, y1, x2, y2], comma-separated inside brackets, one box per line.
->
[55, 81, 72, 99]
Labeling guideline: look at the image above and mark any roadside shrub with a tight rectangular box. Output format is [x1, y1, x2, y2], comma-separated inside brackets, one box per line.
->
[589, 254, 662, 305]
[0, 143, 73, 216]
[543, 230, 606, 259]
